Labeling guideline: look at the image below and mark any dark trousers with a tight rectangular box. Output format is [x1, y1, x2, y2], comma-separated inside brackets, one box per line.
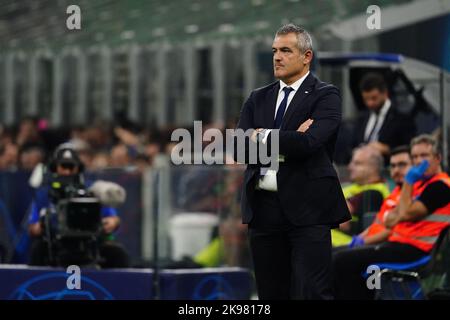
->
[333, 242, 428, 300]
[249, 189, 333, 300]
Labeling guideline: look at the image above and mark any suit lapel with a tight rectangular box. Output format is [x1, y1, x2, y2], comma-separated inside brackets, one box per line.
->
[376, 106, 393, 140]
[280, 73, 316, 130]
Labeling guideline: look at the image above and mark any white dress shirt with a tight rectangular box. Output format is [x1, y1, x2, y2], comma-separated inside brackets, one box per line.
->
[363, 98, 391, 142]
[258, 71, 310, 192]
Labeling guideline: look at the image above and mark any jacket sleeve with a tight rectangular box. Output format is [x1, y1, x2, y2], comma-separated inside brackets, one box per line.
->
[233, 92, 258, 165]
[268, 85, 342, 159]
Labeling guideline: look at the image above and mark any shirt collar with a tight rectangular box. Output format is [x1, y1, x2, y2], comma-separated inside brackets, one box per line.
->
[373, 98, 391, 116]
[279, 71, 310, 93]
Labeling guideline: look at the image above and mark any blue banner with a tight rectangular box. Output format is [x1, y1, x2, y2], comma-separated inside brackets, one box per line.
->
[0, 266, 253, 300]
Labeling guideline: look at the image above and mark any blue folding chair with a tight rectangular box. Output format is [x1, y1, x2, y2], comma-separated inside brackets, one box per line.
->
[375, 226, 450, 300]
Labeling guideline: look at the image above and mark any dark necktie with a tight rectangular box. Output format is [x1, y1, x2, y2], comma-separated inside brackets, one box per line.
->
[273, 87, 294, 129]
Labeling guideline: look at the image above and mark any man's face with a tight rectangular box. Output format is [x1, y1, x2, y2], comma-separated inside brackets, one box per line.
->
[3, 144, 18, 166]
[56, 163, 79, 176]
[272, 33, 311, 85]
[389, 152, 412, 185]
[361, 88, 388, 112]
[348, 149, 372, 184]
[411, 143, 441, 176]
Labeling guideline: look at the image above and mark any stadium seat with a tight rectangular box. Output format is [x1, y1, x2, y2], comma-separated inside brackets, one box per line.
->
[353, 190, 385, 234]
[375, 226, 450, 299]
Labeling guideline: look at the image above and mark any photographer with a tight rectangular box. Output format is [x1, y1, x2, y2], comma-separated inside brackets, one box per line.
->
[28, 147, 129, 268]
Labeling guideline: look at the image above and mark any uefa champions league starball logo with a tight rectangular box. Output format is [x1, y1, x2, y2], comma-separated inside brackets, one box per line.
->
[192, 275, 235, 300]
[9, 272, 114, 300]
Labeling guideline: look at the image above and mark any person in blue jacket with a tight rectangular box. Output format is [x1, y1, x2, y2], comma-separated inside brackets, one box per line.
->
[28, 146, 129, 268]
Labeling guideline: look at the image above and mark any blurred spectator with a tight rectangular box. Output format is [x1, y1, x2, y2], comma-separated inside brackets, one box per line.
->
[145, 142, 161, 163]
[134, 154, 151, 173]
[352, 73, 416, 158]
[91, 152, 111, 170]
[332, 145, 390, 245]
[114, 126, 141, 147]
[0, 143, 19, 171]
[16, 116, 43, 148]
[19, 144, 46, 171]
[0, 126, 15, 146]
[110, 144, 133, 167]
[346, 146, 412, 248]
[83, 123, 112, 151]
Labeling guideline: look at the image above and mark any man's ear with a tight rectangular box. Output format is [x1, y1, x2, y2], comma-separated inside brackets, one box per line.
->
[436, 153, 442, 163]
[303, 50, 313, 64]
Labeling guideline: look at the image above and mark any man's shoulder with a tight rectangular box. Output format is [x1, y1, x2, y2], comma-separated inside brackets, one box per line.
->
[417, 174, 450, 198]
[251, 81, 279, 96]
[313, 77, 340, 95]
[424, 179, 450, 192]
[385, 103, 413, 120]
[250, 74, 340, 99]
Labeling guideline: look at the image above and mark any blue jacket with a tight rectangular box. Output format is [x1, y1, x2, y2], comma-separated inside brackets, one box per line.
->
[28, 181, 117, 225]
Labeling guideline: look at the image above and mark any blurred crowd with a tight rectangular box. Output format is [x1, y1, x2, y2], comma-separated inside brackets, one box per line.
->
[0, 115, 180, 173]
[0, 114, 245, 175]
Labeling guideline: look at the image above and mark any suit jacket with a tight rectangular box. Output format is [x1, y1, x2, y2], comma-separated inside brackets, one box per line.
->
[236, 73, 351, 227]
[352, 105, 416, 150]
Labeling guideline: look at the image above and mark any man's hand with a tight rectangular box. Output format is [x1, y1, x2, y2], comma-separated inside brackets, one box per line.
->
[102, 216, 120, 234]
[383, 209, 401, 229]
[251, 128, 264, 143]
[28, 222, 43, 237]
[297, 119, 313, 133]
[404, 160, 430, 185]
[114, 127, 140, 146]
[348, 235, 365, 248]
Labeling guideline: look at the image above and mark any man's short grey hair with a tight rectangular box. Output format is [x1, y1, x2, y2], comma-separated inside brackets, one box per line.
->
[411, 134, 441, 155]
[275, 24, 313, 53]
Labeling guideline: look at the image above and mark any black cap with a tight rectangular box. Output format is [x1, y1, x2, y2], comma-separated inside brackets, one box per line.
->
[49, 147, 84, 172]
[56, 148, 79, 165]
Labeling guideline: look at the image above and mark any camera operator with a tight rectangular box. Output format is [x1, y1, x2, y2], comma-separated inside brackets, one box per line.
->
[28, 147, 129, 268]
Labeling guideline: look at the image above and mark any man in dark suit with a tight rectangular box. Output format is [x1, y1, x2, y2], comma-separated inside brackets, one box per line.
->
[352, 73, 416, 158]
[235, 24, 351, 299]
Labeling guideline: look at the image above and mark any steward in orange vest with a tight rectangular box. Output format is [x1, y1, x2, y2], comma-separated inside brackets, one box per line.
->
[334, 135, 450, 300]
[384, 135, 450, 252]
[348, 146, 412, 247]
[387, 172, 450, 252]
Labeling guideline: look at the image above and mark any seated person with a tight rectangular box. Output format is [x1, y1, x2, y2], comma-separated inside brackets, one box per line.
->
[347, 145, 412, 248]
[28, 146, 129, 268]
[333, 134, 450, 299]
[332, 145, 390, 246]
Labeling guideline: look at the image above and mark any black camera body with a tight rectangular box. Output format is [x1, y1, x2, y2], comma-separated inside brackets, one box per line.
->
[42, 174, 103, 267]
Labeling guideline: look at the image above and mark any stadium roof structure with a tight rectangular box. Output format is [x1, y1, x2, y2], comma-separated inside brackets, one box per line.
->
[0, 0, 413, 52]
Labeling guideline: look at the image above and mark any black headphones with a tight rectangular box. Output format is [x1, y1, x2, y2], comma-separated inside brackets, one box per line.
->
[48, 146, 85, 173]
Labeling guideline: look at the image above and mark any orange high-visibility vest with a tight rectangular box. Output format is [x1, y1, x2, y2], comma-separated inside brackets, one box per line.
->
[366, 186, 402, 237]
[389, 172, 450, 252]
